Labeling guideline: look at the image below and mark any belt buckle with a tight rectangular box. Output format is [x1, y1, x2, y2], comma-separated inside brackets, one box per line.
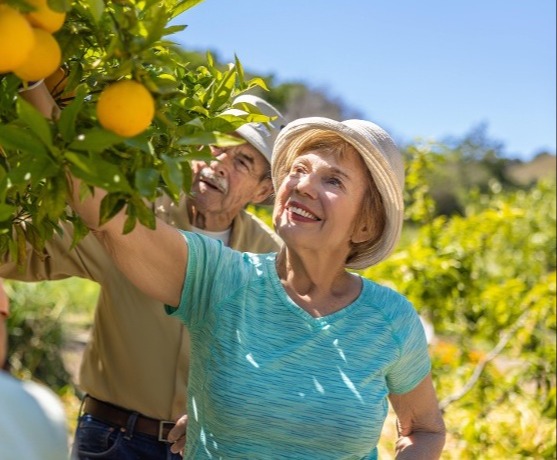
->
[158, 420, 175, 443]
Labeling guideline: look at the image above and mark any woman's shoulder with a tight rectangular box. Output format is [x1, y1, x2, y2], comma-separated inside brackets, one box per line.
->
[361, 277, 412, 308]
[360, 277, 420, 324]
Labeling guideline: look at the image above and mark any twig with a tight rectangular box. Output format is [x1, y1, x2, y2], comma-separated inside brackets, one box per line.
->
[439, 308, 531, 411]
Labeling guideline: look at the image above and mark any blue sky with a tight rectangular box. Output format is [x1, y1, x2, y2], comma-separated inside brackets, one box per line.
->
[173, 1, 556, 160]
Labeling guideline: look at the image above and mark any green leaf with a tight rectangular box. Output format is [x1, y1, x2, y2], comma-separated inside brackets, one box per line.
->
[123, 212, 137, 234]
[36, 177, 68, 222]
[234, 55, 245, 87]
[48, 0, 72, 13]
[176, 131, 242, 146]
[17, 96, 53, 148]
[163, 24, 187, 36]
[68, 215, 90, 250]
[8, 152, 60, 185]
[65, 152, 132, 193]
[0, 204, 16, 222]
[58, 85, 87, 143]
[133, 198, 156, 229]
[169, 0, 206, 18]
[85, 0, 104, 23]
[134, 168, 160, 198]
[204, 113, 271, 134]
[0, 125, 48, 157]
[68, 128, 124, 153]
[209, 65, 238, 110]
[161, 155, 184, 199]
[99, 194, 126, 227]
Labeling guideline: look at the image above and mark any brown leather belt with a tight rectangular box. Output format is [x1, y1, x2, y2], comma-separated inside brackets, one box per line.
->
[83, 395, 175, 443]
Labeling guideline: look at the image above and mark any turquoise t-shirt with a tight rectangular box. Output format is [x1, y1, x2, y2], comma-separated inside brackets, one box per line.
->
[167, 232, 431, 459]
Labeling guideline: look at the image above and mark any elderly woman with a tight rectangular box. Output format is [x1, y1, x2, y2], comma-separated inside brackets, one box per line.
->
[72, 117, 446, 458]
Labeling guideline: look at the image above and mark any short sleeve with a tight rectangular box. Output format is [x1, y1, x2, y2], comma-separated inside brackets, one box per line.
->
[165, 231, 252, 329]
[386, 301, 432, 395]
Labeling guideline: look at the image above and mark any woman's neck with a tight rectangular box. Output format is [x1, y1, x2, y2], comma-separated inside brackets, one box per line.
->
[275, 249, 361, 317]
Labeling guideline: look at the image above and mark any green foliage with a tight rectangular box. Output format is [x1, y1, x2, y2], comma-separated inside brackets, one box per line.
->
[0, 0, 271, 265]
[4, 278, 99, 392]
[402, 124, 555, 217]
[366, 146, 556, 457]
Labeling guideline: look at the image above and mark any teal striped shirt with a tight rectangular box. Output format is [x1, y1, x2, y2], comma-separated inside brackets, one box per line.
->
[167, 232, 431, 459]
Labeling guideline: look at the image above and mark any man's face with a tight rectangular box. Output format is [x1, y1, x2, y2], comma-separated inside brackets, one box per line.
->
[189, 142, 273, 228]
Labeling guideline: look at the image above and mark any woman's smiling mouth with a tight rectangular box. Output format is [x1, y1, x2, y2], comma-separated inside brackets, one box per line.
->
[288, 204, 321, 221]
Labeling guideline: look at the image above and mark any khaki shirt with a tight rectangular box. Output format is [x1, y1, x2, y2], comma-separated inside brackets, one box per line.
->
[0, 195, 281, 420]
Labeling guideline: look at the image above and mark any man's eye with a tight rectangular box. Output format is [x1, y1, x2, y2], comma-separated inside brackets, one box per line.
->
[235, 157, 250, 172]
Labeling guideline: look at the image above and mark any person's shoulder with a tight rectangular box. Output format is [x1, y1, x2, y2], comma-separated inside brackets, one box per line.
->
[361, 278, 418, 320]
[0, 373, 69, 459]
[0, 372, 66, 422]
[234, 210, 282, 251]
[363, 278, 410, 306]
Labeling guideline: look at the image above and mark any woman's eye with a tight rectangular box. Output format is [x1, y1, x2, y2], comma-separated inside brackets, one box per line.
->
[327, 177, 342, 187]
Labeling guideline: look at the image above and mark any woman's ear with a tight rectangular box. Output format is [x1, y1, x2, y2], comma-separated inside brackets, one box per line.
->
[351, 208, 375, 244]
[351, 221, 374, 244]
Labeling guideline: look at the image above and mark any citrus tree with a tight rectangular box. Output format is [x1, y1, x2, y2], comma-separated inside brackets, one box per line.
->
[0, 0, 271, 265]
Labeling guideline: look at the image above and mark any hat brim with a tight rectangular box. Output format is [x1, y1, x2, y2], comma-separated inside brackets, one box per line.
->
[271, 117, 404, 269]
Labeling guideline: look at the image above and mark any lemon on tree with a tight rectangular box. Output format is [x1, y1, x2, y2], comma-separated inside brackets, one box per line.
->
[12, 27, 62, 81]
[96, 80, 156, 138]
[25, 0, 66, 33]
[0, 5, 35, 73]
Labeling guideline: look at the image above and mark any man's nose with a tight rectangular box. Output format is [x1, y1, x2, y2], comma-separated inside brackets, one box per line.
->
[209, 156, 229, 176]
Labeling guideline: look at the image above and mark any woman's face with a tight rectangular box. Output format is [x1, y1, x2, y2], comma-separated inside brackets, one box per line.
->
[273, 148, 371, 256]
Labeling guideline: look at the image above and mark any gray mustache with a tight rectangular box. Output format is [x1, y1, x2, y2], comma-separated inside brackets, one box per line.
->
[199, 168, 229, 194]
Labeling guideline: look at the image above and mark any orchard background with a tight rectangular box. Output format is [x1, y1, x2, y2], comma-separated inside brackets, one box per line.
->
[1, 0, 555, 458]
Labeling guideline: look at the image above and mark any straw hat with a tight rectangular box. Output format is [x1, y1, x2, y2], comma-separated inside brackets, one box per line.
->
[223, 94, 285, 164]
[271, 117, 405, 269]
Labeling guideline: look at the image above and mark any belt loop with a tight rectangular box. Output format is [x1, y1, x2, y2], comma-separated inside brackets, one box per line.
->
[78, 394, 88, 418]
[123, 412, 139, 440]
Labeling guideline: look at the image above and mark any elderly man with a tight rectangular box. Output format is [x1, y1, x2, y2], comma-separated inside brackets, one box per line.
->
[2, 84, 284, 459]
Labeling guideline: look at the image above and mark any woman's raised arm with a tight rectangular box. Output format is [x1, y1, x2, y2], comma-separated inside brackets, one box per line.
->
[20, 82, 188, 307]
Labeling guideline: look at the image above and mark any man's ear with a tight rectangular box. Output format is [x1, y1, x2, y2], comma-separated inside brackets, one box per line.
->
[250, 177, 274, 205]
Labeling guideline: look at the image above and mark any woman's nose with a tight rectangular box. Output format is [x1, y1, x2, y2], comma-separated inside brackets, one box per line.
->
[294, 174, 317, 197]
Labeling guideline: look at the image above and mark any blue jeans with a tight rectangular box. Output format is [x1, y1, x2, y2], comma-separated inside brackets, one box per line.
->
[72, 414, 183, 460]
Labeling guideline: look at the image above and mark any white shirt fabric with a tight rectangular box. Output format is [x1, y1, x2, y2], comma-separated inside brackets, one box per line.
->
[189, 224, 231, 246]
[0, 371, 69, 460]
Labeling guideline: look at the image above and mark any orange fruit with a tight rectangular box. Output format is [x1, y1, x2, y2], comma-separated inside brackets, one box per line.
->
[96, 80, 156, 137]
[0, 5, 35, 73]
[25, 0, 66, 33]
[13, 28, 62, 81]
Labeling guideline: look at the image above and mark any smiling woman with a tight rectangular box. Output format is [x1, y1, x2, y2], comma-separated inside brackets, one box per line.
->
[56, 114, 445, 458]
[272, 118, 403, 270]
[19, 74, 445, 458]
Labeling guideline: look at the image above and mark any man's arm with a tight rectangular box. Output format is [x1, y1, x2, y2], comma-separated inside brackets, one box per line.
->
[388, 373, 446, 459]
